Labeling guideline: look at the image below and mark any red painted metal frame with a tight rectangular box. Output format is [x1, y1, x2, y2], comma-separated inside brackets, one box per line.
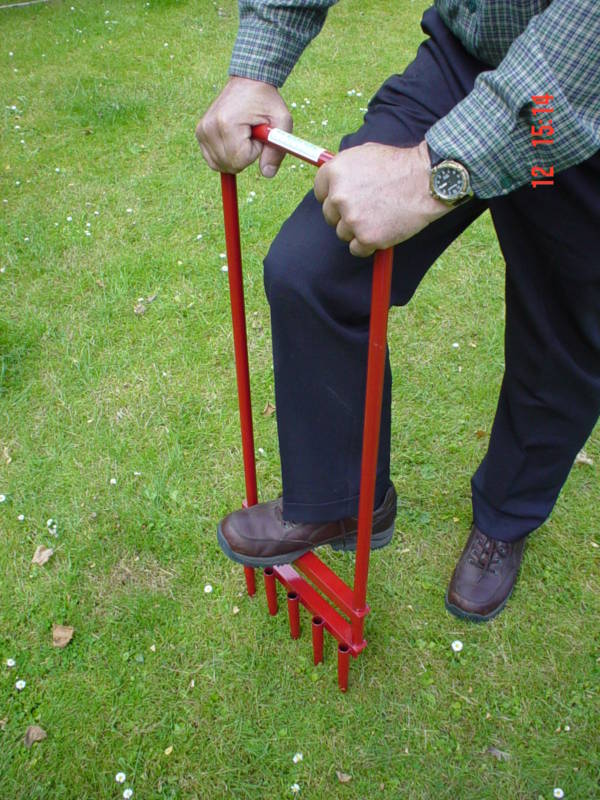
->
[220, 124, 393, 691]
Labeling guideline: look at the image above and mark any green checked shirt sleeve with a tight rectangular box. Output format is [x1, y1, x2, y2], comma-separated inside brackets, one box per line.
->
[426, 0, 600, 198]
[229, 0, 339, 87]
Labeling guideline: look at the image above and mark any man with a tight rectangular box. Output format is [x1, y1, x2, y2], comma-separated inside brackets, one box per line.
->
[197, 1, 600, 621]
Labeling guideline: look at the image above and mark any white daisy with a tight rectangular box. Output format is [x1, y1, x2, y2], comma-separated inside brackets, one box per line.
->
[6, 658, 16, 668]
[451, 640, 463, 653]
[0, 494, 5, 503]
[115, 772, 126, 784]
[110, 478, 117, 485]
[15, 679, 26, 691]
[292, 752, 303, 764]
[18, 514, 24, 522]
[553, 789, 564, 799]
[204, 584, 213, 594]
[291, 784, 300, 794]
[123, 789, 133, 799]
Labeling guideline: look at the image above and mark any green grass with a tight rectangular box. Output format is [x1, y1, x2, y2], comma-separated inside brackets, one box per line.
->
[0, 1, 598, 798]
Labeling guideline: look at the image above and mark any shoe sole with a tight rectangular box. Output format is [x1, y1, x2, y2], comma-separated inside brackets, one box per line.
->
[444, 587, 514, 623]
[217, 522, 395, 568]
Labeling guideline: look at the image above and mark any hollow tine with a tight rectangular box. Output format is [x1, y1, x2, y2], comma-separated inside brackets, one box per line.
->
[287, 592, 300, 639]
[337, 644, 350, 692]
[311, 616, 324, 665]
[244, 566, 256, 597]
[263, 567, 278, 615]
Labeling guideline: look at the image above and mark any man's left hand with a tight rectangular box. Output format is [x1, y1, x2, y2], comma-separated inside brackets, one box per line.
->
[313, 140, 451, 258]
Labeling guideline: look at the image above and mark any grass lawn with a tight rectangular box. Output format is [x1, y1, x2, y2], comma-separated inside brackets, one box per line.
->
[1, 1, 598, 798]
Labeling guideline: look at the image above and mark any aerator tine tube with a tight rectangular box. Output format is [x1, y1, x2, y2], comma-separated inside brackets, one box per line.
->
[263, 567, 278, 615]
[311, 616, 324, 665]
[287, 591, 301, 639]
[337, 644, 350, 692]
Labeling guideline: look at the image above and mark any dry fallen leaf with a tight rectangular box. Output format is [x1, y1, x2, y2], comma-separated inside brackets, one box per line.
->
[475, 430, 487, 439]
[575, 450, 593, 466]
[134, 302, 146, 316]
[262, 401, 276, 417]
[2, 446, 11, 465]
[336, 771, 352, 784]
[52, 624, 74, 649]
[146, 293, 158, 304]
[164, 745, 173, 756]
[0, 718, 7, 730]
[486, 746, 510, 762]
[24, 725, 47, 748]
[95, 278, 105, 289]
[32, 545, 54, 566]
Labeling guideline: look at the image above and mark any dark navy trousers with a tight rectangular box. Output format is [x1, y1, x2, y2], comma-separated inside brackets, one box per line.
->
[263, 7, 600, 542]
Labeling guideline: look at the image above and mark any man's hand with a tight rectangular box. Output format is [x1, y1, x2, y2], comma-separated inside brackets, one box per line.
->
[313, 140, 451, 257]
[196, 77, 292, 177]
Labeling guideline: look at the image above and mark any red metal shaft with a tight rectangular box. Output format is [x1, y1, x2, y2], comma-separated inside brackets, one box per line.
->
[351, 247, 394, 645]
[220, 172, 258, 596]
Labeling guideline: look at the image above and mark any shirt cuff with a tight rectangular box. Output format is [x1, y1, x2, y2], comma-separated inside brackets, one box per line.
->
[425, 75, 533, 199]
[229, 19, 308, 87]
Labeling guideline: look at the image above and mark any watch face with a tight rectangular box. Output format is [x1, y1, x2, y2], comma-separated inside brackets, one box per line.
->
[432, 164, 468, 201]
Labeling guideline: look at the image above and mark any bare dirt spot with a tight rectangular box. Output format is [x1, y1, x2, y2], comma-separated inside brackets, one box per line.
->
[87, 554, 176, 605]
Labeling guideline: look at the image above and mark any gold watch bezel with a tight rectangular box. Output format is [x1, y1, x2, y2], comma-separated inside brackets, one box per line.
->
[429, 159, 473, 206]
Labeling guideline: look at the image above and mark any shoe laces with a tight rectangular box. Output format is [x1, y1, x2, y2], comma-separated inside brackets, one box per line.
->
[467, 532, 510, 575]
[274, 499, 301, 531]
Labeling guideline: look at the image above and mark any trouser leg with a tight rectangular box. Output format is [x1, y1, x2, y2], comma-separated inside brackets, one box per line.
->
[264, 8, 488, 522]
[472, 152, 600, 542]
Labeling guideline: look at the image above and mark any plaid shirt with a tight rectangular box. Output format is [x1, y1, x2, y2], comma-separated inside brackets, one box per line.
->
[229, 1, 600, 198]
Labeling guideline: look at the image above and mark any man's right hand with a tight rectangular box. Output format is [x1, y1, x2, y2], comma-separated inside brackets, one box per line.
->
[196, 77, 292, 177]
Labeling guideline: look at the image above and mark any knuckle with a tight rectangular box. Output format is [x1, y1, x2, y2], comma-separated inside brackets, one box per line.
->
[195, 119, 206, 142]
[215, 112, 232, 132]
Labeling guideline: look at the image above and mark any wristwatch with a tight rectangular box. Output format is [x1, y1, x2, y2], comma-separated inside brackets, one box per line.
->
[427, 143, 474, 207]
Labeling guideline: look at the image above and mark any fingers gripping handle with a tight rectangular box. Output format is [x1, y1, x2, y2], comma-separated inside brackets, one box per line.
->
[251, 124, 334, 166]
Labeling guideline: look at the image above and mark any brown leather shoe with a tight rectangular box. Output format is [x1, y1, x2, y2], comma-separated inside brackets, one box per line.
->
[445, 525, 526, 622]
[217, 484, 397, 567]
